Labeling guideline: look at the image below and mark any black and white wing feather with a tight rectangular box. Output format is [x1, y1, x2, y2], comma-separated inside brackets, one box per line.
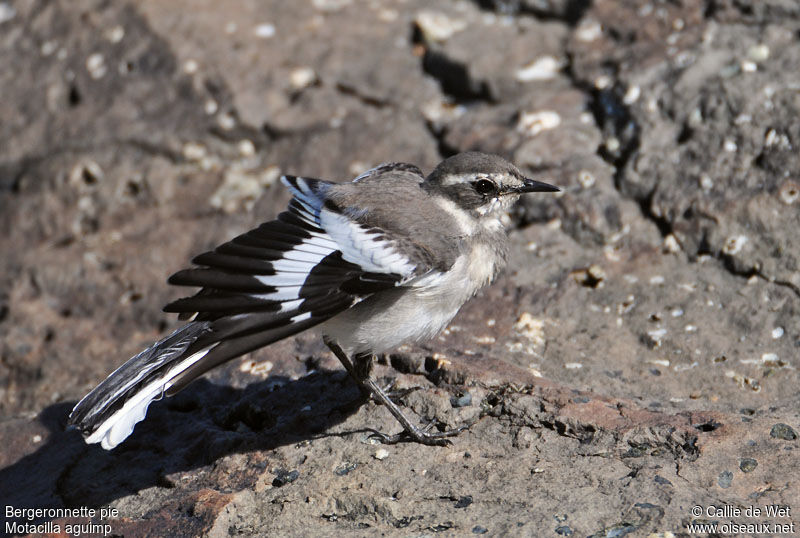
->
[68, 174, 427, 449]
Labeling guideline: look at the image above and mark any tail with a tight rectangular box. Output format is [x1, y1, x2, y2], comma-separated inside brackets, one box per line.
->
[67, 322, 216, 450]
[67, 311, 326, 450]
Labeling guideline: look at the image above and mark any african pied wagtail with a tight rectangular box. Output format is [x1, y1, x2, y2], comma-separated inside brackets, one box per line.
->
[68, 152, 559, 448]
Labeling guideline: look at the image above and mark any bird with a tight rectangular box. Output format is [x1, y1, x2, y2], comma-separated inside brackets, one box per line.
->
[67, 151, 559, 449]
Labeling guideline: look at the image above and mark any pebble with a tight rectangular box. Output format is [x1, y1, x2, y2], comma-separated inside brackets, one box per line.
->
[106, 25, 125, 43]
[575, 19, 602, 41]
[747, 44, 770, 62]
[86, 53, 107, 79]
[414, 11, 467, 42]
[374, 448, 389, 460]
[577, 169, 595, 189]
[237, 139, 256, 157]
[217, 112, 236, 130]
[770, 423, 797, 441]
[699, 173, 714, 191]
[183, 59, 199, 74]
[663, 234, 680, 253]
[779, 181, 799, 205]
[771, 327, 784, 339]
[182, 142, 207, 161]
[722, 235, 748, 255]
[739, 458, 757, 473]
[450, 393, 472, 408]
[623, 85, 641, 105]
[515, 56, 562, 81]
[517, 110, 561, 136]
[0, 2, 15, 23]
[312, 0, 353, 11]
[334, 462, 357, 476]
[254, 23, 276, 38]
[289, 67, 317, 90]
[272, 469, 299, 487]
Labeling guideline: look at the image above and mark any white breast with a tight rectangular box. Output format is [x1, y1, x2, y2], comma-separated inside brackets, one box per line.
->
[320, 243, 502, 355]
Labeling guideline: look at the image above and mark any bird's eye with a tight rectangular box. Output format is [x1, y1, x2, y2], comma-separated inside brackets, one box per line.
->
[474, 179, 497, 196]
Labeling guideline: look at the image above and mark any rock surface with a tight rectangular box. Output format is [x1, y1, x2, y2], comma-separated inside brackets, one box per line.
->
[1, 0, 798, 536]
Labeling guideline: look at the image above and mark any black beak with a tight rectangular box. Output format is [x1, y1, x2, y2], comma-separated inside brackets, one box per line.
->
[513, 177, 560, 193]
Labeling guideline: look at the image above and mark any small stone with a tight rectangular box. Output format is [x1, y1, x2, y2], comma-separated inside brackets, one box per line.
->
[472, 526, 488, 535]
[0, 2, 16, 24]
[573, 265, 605, 288]
[699, 173, 714, 191]
[374, 448, 389, 460]
[517, 110, 561, 136]
[217, 113, 236, 130]
[454, 495, 472, 508]
[334, 462, 357, 476]
[646, 328, 667, 348]
[450, 393, 472, 408]
[717, 470, 733, 488]
[254, 23, 275, 38]
[771, 327, 784, 339]
[204, 99, 218, 115]
[41, 40, 58, 56]
[183, 59, 199, 74]
[740, 60, 757, 73]
[237, 139, 256, 157]
[747, 44, 769, 62]
[577, 169, 595, 189]
[86, 53, 107, 79]
[663, 234, 681, 253]
[414, 11, 467, 42]
[312, 0, 352, 11]
[289, 67, 317, 90]
[722, 235, 748, 255]
[106, 25, 125, 43]
[182, 142, 207, 161]
[778, 181, 799, 205]
[516, 56, 563, 81]
[555, 525, 573, 536]
[272, 469, 299, 487]
[575, 19, 602, 41]
[770, 423, 797, 441]
[739, 458, 757, 473]
[623, 85, 641, 105]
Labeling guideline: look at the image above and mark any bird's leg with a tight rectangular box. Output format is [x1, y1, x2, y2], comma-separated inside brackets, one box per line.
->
[324, 337, 467, 446]
[323, 336, 371, 400]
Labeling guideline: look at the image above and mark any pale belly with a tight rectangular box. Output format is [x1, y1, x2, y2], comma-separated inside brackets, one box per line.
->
[320, 249, 501, 355]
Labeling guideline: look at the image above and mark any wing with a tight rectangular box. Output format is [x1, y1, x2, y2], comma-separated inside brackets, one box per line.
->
[161, 174, 430, 389]
[69, 174, 432, 449]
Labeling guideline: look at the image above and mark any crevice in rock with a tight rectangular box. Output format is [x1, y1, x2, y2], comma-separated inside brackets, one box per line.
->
[419, 48, 493, 104]
[334, 83, 390, 109]
[423, 119, 460, 160]
[472, 0, 593, 26]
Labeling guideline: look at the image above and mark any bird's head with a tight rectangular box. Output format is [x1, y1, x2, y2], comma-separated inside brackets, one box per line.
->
[423, 152, 559, 220]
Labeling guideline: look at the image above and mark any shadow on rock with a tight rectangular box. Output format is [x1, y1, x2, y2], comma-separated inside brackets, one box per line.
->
[0, 369, 361, 516]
